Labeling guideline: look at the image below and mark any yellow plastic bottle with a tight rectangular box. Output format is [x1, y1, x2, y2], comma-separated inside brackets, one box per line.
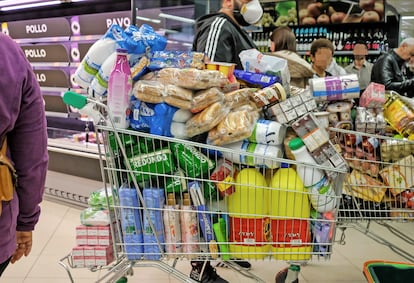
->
[227, 168, 270, 259]
[269, 163, 312, 261]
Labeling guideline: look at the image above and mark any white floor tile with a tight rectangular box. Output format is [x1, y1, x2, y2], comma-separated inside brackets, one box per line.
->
[2, 199, 413, 283]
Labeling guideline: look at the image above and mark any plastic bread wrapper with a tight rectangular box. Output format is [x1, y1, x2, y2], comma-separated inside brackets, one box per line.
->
[157, 68, 229, 90]
[191, 87, 225, 114]
[185, 101, 231, 138]
[344, 170, 387, 203]
[207, 104, 260, 146]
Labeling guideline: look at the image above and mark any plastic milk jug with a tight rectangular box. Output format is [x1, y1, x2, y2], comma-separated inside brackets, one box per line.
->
[288, 138, 337, 213]
[269, 163, 312, 260]
[107, 48, 132, 129]
[227, 168, 270, 259]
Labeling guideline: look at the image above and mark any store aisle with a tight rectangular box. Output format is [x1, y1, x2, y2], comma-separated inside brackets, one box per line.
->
[2, 200, 413, 283]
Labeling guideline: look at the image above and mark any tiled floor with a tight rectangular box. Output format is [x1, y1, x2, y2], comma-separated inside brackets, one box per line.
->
[2, 199, 413, 283]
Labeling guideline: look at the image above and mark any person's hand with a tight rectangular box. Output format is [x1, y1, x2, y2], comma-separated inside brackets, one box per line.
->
[11, 231, 33, 264]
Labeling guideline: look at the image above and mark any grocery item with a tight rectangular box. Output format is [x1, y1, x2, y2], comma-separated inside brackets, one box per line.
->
[384, 91, 414, 137]
[163, 193, 182, 256]
[107, 48, 132, 129]
[289, 138, 337, 213]
[207, 104, 259, 146]
[221, 140, 283, 169]
[248, 119, 286, 146]
[142, 188, 165, 260]
[213, 217, 230, 260]
[180, 193, 200, 257]
[74, 24, 126, 89]
[118, 187, 144, 260]
[380, 155, 414, 196]
[309, 74, 360, 102]
[269, 163, 312, 260]
[170, 143, 215, 178]
[228, 168, 270, 259]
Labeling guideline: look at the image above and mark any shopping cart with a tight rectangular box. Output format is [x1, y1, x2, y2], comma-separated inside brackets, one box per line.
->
[59, 91, 348, 283]
[330, 127, 414, 263]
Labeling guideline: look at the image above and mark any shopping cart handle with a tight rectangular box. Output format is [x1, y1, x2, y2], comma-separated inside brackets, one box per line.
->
[63, 91, 88, 109]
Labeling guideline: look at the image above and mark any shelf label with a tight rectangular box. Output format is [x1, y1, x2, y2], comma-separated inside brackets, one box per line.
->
[21, 44, 69, 63]
[3, 18, 70, 39]
[72, 11, 131, 36]
[33, 69, 70, 88]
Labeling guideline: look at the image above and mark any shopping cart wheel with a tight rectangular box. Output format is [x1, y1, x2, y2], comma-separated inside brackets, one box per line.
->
[275, 265, 300, 283]
[115, 276, 128, 283]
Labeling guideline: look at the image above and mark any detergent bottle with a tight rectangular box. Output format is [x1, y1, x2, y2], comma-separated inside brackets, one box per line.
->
[269, 163, 312, 261]
[227, 168, 270, 259]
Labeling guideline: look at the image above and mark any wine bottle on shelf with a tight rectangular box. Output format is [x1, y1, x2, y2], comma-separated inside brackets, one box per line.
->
[351, 29, 358, 50]
[366, 29, 373, 50]
[344, 31, 352, 51]
[336, 32, 344, 51]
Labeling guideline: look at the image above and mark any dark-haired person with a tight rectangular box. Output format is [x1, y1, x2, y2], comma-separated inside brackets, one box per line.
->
[192, 1, 263, 282]
[268, 26, 313, 88]
[310, 38, 335, 78]
[193, 0, 262, 70]
[344, 42, 373, 93]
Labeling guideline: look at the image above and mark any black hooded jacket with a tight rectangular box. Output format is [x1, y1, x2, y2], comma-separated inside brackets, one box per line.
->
[371, 49, 414, 97]
[192, 13, 257, 70]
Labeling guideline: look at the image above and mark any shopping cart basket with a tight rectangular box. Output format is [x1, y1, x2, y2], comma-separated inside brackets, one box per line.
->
[59, 91, 348, 283]
[330, 127, 414, 262]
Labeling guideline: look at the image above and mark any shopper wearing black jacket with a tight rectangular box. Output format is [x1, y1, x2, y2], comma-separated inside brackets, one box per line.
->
[192, 0, 262, 70]
[371, 37, 414, 98]
[191, 1, 263, 283]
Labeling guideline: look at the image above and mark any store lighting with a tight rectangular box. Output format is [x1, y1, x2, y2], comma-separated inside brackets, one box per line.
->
[0, 1, 61, 11]
[0, 0, 90, 11]
[401, 16, 414, 20]
[158, 13, 195, 24]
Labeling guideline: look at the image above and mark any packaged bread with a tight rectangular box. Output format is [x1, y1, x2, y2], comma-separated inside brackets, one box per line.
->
[157, 68, 229, 90]
[130, 55, 149, 81]
[186, 101, 231, 137]
[132, 80, 165, 103]
[344, 170, 387, 202]
[224, 88, 256, 109]
[164, 85, 193, 109]
[207, 104, 259, 146]
[191, 87, 225, 113]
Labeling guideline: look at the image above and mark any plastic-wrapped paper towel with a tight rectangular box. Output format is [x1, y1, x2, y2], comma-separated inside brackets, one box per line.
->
[309, 74, 360, 102]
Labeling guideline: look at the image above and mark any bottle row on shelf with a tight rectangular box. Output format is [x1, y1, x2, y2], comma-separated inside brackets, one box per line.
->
[251, 26, 389, 55]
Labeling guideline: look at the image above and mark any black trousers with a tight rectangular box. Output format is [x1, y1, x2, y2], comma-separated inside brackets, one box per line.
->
[0, 257, 11, 277]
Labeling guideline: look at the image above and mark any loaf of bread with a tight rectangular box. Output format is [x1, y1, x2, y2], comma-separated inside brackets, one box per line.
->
[132, 80, 165, 103]
[191, 87, 225, 113]
[207, 105, 259, 146]
[224, 88, 256, 109]
[164, 85, 193, 109]
[186, 101, 230, 137]
[158, 68, 228, 90]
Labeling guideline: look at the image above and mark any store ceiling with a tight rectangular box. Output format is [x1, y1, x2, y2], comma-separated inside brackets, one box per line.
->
[387, 0, 414, 39]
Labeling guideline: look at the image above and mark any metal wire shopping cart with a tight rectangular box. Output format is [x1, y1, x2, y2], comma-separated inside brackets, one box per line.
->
[59, 91, 348, 283]
[330, 127, 414, 265]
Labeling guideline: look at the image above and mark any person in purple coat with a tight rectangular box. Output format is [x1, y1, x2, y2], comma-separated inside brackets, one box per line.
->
[0, 33, 48, 276]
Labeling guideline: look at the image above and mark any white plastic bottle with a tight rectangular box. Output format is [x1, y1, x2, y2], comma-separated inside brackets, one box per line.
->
[107, 48, 132, 129]
[89, 51, 117, 97]
[288, 137, 337, 213]
[248, 119, 286, 146]
[222, 140, 282, 169]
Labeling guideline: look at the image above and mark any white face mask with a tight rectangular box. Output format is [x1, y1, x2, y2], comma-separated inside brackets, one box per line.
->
[233, 0, 263, 26]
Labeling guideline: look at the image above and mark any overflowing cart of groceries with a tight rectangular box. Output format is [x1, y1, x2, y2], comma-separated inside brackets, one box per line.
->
[58, 24, 414, 283]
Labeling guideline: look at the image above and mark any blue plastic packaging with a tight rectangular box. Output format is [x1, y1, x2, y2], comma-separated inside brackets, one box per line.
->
[142, 188, 166, 260]
[118, 187, 144, 260]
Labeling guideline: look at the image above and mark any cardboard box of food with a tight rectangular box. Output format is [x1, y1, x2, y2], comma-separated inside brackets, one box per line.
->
[379, 155, 414, 196]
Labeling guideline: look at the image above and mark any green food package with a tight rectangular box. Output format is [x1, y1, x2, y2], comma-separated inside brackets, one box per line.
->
[126, 148, 175, 183]
[170, 142, 215, 178]
[165, 168, 187, 193]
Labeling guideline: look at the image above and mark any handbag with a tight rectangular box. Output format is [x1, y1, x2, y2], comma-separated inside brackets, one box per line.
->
[0, 137, 17, 216]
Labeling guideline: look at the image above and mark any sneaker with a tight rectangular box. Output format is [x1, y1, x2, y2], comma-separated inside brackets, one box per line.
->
[190, 260, 229, 283]
[216, 259, 251, 271]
